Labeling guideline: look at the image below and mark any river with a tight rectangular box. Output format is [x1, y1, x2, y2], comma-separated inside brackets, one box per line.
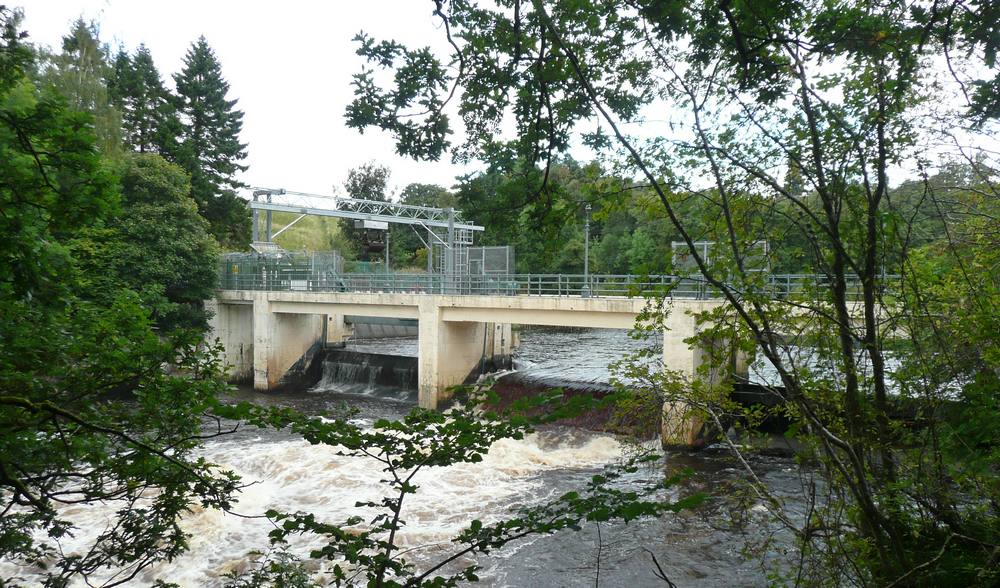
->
[1, 328, 799, 587]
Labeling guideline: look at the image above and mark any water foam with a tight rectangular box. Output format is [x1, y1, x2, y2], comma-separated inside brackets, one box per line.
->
[1, 429, 623, 587]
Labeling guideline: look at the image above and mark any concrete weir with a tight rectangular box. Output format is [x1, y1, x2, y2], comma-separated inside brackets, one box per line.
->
[208, 290, 745, 447]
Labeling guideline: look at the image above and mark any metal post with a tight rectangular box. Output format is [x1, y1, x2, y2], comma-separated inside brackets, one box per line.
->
[445, 208, 456, 294]
[583, 204, 592, 297]
[251, 193, 259, 242]
[427, 228, 434, 274]
[386, 227, 391, 273]
[265, 194, 273, 241]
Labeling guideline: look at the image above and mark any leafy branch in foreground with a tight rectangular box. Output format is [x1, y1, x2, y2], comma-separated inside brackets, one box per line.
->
[215, 388, 702, 587]
[0, 9, 249, 585]
[346, 0, 1000, 583]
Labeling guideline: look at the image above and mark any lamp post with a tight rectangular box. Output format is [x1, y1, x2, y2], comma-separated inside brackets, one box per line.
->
[583, 203, 592, 297]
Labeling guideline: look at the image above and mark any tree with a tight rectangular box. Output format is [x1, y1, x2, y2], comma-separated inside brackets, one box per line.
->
[0, 11, 239, 585]
[37, 18, 121, 154]
[108, 45, 181, 157]
[340, 162, 392, 261]
[174, 36, 249, 248]
[70, 153, 220, 333]
[347, 0, 1000, 583]
[390, 183, 456, 268]
[451, 160, 600, 273]
[0, 19, 116, 305]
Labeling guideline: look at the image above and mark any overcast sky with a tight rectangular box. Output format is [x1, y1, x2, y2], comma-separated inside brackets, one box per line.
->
[19, 0, 472, 196]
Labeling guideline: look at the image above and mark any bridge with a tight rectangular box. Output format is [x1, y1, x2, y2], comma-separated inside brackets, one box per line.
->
[208, 264, 862, 446]
[210, 189, 873, 446]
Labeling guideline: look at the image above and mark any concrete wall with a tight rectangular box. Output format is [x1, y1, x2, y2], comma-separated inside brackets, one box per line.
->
[660, 303, 751, 448]
[206, 299, 254, 383]
[417, 299, 488, 409]
[252, 293, 326, 390]
[326, 314, 353, 345]
[417, 318, 515, 409]
[485, 322, 513, 369]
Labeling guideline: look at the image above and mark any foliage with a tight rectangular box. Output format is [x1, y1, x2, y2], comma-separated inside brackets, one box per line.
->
[173, 36, 250, 248]
[222, 548, 315, 588]
[347, 0, 1000, 583]
[70, 153, 220, 333]
[108, 44, 181, 157]
[1, 12, 241, 586]
[390, 183, 456, 268]
[0, 34, 117, 304]
[35, 18, 121, 154]
[269, 212, 351, 253]
[339, 161, 392, 261]
[0, 294, 239, 586]
[345, 33, 451, 161]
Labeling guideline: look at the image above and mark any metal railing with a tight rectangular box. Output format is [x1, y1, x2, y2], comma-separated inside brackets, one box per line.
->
[218, 264, 878, 300]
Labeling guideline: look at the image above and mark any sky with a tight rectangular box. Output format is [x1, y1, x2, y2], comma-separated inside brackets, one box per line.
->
[19, 0, 472, 196]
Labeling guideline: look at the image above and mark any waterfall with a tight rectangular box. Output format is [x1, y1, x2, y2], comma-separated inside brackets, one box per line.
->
[312, 349, 418, 401]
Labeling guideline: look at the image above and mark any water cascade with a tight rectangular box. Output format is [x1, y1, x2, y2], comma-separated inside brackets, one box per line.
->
[312, 349, 418, 401]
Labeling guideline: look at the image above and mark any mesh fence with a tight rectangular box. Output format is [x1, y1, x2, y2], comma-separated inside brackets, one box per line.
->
[219, 251, 345, 290]
[468, 246, 515, 275]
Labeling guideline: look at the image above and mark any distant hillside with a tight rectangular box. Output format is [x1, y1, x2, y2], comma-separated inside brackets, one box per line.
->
[267, 212, 351, 253]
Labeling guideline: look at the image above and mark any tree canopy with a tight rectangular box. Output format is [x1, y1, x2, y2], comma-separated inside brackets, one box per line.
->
[340, 161, 393, 262]
[70, 153, 220, 332]
[37, 18, 121, 154]
[108, 44, 181, 157]
[347, 0, 1000, 584]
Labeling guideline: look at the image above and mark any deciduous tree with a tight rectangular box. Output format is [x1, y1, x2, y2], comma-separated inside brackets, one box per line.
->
[70, 153, 220, 333]
[346, 0, 1000, 583]
[37, 18, 121, 154]
[340, 161, 392, 262]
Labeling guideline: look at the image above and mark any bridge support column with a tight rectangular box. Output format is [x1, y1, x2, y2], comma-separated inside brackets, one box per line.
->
[661, 306, 731, 448]
[484, 322, 514, 369]
[206, 299, 254, 383]
[253, 294, 325, 391]
[325, 314, 353, 346]
[418, 300, 488, 410]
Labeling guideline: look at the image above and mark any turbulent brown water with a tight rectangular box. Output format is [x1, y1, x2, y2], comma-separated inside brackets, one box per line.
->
[2, 328, 800, 587]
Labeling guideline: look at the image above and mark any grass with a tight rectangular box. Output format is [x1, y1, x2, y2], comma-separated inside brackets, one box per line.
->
[267, 212, 349, 252]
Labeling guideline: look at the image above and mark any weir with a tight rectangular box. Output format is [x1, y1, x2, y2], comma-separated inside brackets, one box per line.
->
[314, 349, 418, 398]
[208, 289, 749, 447]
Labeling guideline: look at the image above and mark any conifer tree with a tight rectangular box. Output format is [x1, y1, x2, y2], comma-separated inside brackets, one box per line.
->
[173, 36, 249, 248]
[108, 45, 180, 157]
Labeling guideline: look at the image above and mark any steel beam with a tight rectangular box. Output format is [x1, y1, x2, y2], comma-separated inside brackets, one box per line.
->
[244, 188, 484, 232]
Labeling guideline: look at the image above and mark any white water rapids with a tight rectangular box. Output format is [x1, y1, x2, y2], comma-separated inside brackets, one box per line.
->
[3, 327, 797, 587]
[1, 426, 626, 586]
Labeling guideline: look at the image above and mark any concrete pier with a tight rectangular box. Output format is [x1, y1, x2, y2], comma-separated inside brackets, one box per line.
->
[205, 298, 254, 383]
[658, 304, 751, 447]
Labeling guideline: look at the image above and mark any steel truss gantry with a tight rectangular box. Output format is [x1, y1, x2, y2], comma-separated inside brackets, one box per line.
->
[245, 188, 483, 288]
[246, 188, 483, 232]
